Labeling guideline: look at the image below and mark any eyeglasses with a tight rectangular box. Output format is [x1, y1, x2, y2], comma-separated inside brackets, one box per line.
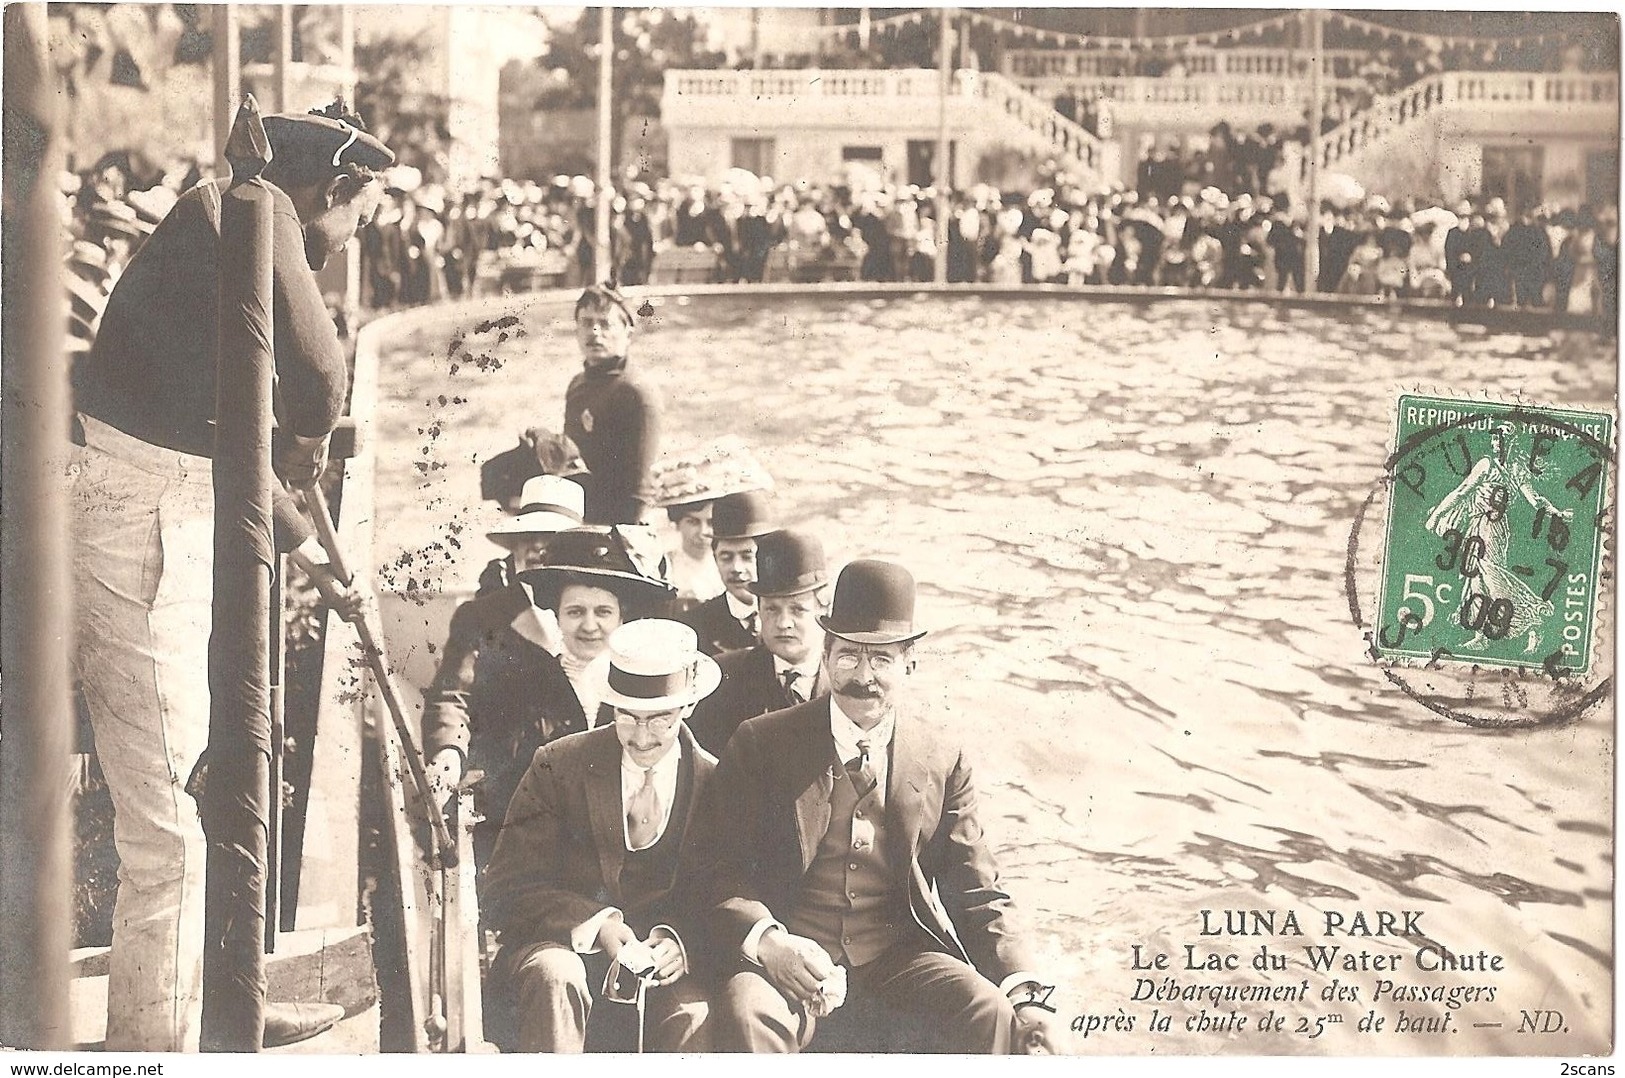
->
[829, 648, 900, 672]
[613, 712, 679, 735]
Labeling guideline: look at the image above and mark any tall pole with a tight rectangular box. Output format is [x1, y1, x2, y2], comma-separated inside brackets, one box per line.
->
[595, 5, 614, 285]
[0, 5, 73, 1049]
[274, 4, 294, 112]
[200, 96, 276, 1052]
[934, 6, 954, 284]
[1304, 7, 1324, 293]
[212, 5, 241, 179]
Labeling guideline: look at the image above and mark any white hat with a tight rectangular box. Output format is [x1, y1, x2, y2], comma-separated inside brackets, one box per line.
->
[590, 620, 722, 712]
[486, 476, 584, 547]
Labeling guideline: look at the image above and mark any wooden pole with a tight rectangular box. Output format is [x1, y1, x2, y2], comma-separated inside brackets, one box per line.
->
[0, 4, 73, 1048]
[595, 5, 614, 284]
[934, 6, 954, 284]
[200, 96, 276, 1052]
[1304, 7, 1324, 293]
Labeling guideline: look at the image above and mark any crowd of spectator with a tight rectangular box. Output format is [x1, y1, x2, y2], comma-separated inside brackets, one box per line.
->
[56, 138, 1620, 342]
[349, 141, 1616, 321]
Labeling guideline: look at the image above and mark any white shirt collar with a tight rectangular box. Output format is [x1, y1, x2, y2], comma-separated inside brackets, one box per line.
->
[723, 591, 757, 622]
[771, 653, 822, 693]
[620, 738, 683, 851]
[828, 696, 895, 791]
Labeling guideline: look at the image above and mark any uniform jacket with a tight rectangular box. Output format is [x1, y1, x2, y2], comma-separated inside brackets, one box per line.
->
[703, 699, 1033, 985]
[563, 358, 662, 525]
[421, 583, 594, 824]
[686, 645, 820, 756]
[484, 724, 717, 952]
[676, 592, 756, 657]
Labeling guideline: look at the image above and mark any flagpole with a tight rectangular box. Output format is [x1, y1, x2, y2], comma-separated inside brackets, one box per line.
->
[934, 6, 954, 284]
[595, 5, 613, 284]
[1304, 7, 1324, 293]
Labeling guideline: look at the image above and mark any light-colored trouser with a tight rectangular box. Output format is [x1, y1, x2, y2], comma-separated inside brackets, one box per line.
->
[71, 416, 214, 1052]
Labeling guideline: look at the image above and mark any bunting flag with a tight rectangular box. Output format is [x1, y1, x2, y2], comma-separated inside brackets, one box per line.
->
[957, 9, 1299, 51]
[1324, 9, 1564, 51]
[793, 7, 1564, 53]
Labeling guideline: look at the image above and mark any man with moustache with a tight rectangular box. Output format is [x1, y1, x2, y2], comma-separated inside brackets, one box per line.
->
[484, 620, 720, 1052]
[676, 489, 775, 656]
[687, 528, 829, 755]
[703, 560, 1058, 1053]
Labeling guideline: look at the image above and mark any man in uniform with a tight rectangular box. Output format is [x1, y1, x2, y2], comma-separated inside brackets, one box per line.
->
[676, 489, 775, 656]
[703, 560, 1058, 1053]
[687, 528, 829, 755]
[483, 620, 720, 1052]
[68, 102, 393, 1050]
[563, 285, 661, 524]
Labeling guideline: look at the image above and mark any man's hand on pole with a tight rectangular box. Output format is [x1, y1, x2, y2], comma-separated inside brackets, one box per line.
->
[274, 430, 331, 487]
[426, 747, 464, 810]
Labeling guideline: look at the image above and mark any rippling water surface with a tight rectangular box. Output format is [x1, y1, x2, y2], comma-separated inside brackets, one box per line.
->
[373, 292, 1615, 1055]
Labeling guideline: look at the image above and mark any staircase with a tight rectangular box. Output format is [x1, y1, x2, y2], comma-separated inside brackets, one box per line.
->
[1315, 70, 1620, 177]
[965, 70, 1111, 189]
[1315, 74, 1450, 176]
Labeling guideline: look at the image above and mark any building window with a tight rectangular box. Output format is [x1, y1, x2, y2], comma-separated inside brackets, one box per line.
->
[731, 137, 775, 176]
[843, 145, 883, 163]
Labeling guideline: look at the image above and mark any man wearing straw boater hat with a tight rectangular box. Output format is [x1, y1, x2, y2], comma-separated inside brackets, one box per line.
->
[476, 473, 587, 597]
[422, 523, 672, 869]
[687, 528, 831, 755]
[483, 620, 721, 1053]
[67, 100, 393, 1051]
[676, 488, 777, 656]
[703, 560, 1057, 1053]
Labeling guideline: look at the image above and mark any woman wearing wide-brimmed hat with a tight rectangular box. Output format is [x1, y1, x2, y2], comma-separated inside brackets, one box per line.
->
[422, 524, 675, 867]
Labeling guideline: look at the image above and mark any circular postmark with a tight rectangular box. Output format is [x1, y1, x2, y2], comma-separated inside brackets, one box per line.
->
[1345, 398, 1615, 729]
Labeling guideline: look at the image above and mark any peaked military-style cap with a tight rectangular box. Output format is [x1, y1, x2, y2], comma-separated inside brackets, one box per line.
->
[261, 106, 395, 184]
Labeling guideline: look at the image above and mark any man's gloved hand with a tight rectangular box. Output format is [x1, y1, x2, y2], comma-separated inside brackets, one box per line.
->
[306, 563, 375, 626]
[426, 747, 464, 811]
[275, 431, 331, 488]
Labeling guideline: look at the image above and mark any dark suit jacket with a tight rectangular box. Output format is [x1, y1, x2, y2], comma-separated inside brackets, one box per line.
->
[421, 583, 593, 826]
[485, 724, 718, 952]
[687, 645, 821, 756]
[677, 593, 755, 657]
[702, 699, 1032, 985]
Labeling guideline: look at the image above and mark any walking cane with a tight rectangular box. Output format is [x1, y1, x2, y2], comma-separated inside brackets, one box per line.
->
[298, 484, 454, 858]
[298, 483, 471, 1051]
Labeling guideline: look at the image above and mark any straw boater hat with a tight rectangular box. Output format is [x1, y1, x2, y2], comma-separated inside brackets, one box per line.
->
[589, 620, 722, 712]
[518, 525, 675, 616]
[485, 475, 584, 548]
[817, 559, 928, 645]
[748, 529, 828, 598]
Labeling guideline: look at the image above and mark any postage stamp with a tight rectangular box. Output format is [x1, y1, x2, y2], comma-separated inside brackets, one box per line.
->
[1373, 394, 1613, 674]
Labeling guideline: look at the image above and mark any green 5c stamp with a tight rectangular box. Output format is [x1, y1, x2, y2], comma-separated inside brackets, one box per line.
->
[1376, 395, 1612, 674]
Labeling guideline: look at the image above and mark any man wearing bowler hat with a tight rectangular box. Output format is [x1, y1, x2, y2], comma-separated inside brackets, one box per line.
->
[687, 528, 831, 755]
[483, 620, 721, 1052]
[676, 488, 776, 656]
[702, 560, 1057, 1053]
[67, 99, 393, 1050]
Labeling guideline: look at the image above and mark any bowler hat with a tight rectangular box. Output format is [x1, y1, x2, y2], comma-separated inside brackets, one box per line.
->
[817, 559, 927, 645]
[486, 476, 585, 547]
[518, 525, 675, 615]
[711, 489, 776, 540]
[749, 529, 828, 598]
[589, 620, 722, 712]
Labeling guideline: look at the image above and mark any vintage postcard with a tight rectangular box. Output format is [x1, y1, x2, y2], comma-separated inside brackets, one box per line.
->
[2, 3, 1617, 1071]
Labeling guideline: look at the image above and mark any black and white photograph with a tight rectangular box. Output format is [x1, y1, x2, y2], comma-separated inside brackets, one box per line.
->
[0, 2, 1618, 1067]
